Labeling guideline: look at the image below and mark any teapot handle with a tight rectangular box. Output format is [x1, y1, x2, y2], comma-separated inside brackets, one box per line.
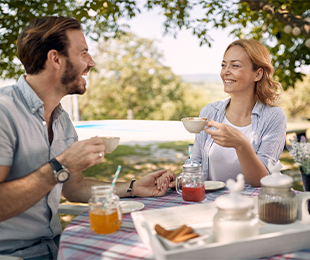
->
[297, 192, 310, 224]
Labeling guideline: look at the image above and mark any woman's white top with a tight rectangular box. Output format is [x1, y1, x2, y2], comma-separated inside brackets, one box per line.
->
[208, 116, 253, 183]
[186, 98, 287, 181]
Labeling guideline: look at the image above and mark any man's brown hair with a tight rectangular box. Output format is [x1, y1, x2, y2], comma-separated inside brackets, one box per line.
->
[17, 16, 81, 75]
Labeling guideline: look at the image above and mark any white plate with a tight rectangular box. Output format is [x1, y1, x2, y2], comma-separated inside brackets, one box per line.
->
[204, 181, 226, 191]
[120, 201, 145, 214]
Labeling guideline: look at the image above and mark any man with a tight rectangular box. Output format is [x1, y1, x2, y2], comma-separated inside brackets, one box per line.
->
[0, 16, 175, 260]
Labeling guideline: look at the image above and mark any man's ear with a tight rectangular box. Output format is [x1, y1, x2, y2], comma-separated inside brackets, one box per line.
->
[47, 50, 62, 70]
[254, 68, 263, 82]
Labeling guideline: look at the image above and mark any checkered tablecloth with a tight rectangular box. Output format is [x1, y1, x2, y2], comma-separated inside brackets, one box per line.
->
[58, 185, 310, 260]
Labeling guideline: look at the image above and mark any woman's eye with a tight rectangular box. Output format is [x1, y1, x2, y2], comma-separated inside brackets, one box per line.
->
[233, 65, 239, 67]
[221, 64, 225, 67]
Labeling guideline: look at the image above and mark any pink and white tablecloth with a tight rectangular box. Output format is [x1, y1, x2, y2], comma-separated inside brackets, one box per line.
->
[58, 185, 310, 260]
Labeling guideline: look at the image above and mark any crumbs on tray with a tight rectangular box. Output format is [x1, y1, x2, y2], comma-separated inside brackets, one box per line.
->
[155, 224, 199, 243]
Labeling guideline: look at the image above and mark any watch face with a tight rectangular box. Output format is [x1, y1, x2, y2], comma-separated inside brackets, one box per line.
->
[58, 169, 69, 182]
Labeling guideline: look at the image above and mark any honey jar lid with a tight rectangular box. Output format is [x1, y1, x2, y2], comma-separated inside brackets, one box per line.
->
[215, 174, 254, 210]
[260, 160, 293, 187]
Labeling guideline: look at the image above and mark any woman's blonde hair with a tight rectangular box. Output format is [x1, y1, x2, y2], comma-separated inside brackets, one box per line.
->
[224, 39, 282, 106]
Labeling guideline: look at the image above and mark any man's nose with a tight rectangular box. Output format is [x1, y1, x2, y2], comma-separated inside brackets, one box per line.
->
[89, 56, 95, 68]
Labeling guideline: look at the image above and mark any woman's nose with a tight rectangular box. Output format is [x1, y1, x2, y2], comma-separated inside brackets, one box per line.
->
[222, 65, 231, 75]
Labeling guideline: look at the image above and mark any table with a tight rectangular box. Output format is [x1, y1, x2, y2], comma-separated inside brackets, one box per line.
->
[58, 185, 310, 260]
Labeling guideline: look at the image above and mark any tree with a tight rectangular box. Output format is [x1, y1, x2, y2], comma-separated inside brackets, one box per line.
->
[146, 0, 310, 90]
[78, 32, 209, 120]
[280, 75, 310, 119]
[1, 0, 310, 89]
[0, 0, 139, 79]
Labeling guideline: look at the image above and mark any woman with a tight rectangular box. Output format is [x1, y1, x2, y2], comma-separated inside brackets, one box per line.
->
[189, 39, 286, 187]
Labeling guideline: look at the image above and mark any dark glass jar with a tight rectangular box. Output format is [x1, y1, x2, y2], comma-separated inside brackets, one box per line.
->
[258, 173, 297, 224]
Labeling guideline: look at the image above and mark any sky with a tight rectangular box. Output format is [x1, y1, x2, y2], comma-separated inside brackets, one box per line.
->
[117, 5, 237, 76]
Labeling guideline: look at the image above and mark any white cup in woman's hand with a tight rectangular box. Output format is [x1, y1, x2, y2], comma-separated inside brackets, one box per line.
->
[181, 117, 208, 133]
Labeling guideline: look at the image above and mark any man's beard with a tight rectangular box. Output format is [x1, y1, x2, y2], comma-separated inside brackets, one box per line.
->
[61, 58, 86, 95]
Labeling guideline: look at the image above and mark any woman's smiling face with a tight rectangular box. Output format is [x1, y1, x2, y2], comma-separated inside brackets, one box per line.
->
[220, 45, 261, 95]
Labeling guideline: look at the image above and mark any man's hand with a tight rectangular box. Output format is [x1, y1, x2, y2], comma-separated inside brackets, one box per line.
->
[132, 170, 176, 197]
[56, 137, 106, 173]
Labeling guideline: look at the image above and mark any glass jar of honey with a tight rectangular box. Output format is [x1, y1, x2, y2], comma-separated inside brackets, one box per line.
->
[88, 185, 123, 234]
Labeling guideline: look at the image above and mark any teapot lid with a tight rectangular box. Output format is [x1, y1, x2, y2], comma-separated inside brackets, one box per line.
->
[260, 160, 293, 187]
[215, 174, 254, 210]
[183, 163, 201, 172]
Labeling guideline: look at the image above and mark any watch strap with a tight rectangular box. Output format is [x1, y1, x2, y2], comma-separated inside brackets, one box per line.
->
[48, 158, 63, 172]
[127, 179, 136, 197]
[48, 158, 69, 183]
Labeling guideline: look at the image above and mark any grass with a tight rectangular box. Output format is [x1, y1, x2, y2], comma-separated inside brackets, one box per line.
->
[59, 141, 303, 229]
[59, 141, 190, 229]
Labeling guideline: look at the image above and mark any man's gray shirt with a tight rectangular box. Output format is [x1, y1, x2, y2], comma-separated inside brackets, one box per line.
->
[0, 76, 78, 259]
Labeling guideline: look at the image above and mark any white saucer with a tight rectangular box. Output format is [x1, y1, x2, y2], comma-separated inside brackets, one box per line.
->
[120, 201, 145, 214]
[204, 181, 226, 191]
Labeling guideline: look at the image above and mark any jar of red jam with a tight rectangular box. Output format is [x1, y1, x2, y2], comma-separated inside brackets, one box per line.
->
[176, 163, 205, 202]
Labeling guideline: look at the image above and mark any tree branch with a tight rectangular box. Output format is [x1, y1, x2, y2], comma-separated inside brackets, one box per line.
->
[241, 0, 310, 37]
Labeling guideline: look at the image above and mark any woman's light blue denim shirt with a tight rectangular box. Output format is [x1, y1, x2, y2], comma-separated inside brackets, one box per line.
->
[187, 97, 287, 180]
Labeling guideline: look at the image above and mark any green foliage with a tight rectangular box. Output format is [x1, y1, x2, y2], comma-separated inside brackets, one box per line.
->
[78, 33, 210, 120]
[0, 0, 139, 79]
[1, 0, 310, 89]
[280, 75, 310, 119]
[146, 0, 310, 89]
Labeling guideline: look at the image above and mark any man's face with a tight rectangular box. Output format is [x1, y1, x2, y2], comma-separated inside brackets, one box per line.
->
[61, 29, 95, 95]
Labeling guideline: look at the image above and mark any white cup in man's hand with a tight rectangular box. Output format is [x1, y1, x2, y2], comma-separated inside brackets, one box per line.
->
[99, 137, 120, 153]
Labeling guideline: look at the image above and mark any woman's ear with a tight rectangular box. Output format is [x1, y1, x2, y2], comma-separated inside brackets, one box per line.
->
[47, 50, 62, 70]
[254, 68, 263, 82]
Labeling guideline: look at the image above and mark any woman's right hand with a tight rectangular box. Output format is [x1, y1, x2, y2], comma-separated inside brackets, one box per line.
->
[205, 119, 248, 149]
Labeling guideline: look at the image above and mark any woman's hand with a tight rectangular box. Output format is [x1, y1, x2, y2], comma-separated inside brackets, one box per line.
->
[205, 119, 248, 149]
[132, 170, 176, 197]
[155, 170, 176, 190]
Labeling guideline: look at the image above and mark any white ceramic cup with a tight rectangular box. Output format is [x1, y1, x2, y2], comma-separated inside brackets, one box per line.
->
[100, 137, 120, 153]
[181, 117, 208, 133]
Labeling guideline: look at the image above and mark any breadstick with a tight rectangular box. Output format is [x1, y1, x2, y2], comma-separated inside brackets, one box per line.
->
[171, 226, 192, 242]
[165, 225, 188, 240]
[154, 224, 172, 238]
[172, 232, 199, 243]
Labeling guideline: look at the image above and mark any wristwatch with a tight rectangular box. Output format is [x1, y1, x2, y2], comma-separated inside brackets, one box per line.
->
[48, 158, 70, 183]
[127, 179, 136, 197]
